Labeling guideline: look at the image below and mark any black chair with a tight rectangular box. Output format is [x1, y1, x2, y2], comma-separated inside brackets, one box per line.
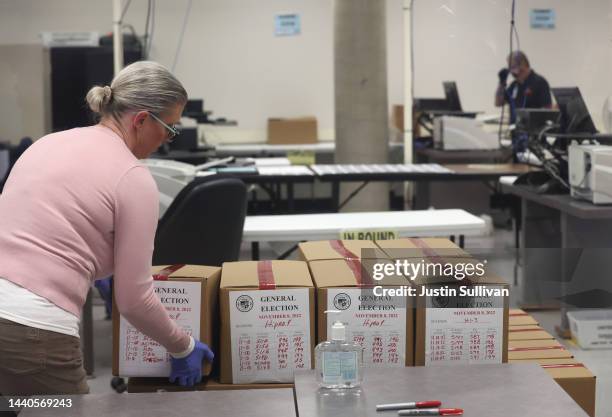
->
[153, 174, 247, 267]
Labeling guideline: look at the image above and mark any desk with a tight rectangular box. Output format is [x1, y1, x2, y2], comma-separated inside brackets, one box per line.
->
[243, 209, 486, 259]
[503, 183, 612, 333]
[18, 388, 295, 417]
[311, 163, 533, 211]
[214, 142, 335, 157]
[294, 364, 588, 417]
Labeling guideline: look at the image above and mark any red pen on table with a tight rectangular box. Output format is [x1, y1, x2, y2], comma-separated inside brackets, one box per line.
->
[398, 408, 463, 416]
[376, 401, 442, 411]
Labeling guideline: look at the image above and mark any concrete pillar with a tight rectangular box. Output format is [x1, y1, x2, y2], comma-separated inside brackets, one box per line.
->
[334, 0, 389, 211]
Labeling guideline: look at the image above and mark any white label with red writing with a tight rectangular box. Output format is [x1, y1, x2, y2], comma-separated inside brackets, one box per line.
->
[326, 288, 407, 367]
[229, 289, 311, 383]
[424, 285, 505, 366]
[118, 280, 201, 376]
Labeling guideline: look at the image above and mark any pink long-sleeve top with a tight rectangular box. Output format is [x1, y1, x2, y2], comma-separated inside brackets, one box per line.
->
[0, 125, 189, 353]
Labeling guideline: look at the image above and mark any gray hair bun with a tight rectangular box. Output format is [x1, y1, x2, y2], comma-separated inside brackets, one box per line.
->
[86, 85, 113, 113]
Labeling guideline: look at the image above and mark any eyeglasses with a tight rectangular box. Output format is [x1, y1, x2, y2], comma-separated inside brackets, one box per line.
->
[148, 112, 181, 141]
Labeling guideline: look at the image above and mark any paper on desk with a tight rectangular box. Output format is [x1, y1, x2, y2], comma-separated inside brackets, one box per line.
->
[326, 288, 407, 367]
[257, 166, 313, 176]
[118, 280, 201, 377]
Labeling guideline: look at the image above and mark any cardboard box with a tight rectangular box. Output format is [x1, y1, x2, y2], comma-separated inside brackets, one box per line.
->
[267, 116, 318, 144]
[508, 325, 555, 341]
[543, 363, 596, 417]
[508, 339, 573, 360]
[298, 239, 385, 262]
[112, 264, 221, 377]
[506, 358, 596, 416]
[392, 104, 404, 131]
[509, 309, 539, 326]
[308, 257, 415, 367]
[219, 260, 315, 384]
[376, 237, 470, 259]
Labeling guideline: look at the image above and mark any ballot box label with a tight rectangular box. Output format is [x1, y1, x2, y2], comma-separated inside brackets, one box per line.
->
[327, 288, 406, 367]
[229, 289, 311, 383]
[118, 280, 201, 376]
[424, 285, 505, 365]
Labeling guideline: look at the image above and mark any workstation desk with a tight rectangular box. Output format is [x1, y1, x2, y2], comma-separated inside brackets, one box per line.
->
[294, 364, 588, 417]
[502, 183, 612, 335]
[311, 163, 534, 211]
[18, 364, 589, 417]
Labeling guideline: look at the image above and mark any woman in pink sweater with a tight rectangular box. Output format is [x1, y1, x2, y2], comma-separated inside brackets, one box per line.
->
[0, 61, 212, 394]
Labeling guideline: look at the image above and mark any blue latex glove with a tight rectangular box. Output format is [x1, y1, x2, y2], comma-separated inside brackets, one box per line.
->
[169, 340, 214, 387]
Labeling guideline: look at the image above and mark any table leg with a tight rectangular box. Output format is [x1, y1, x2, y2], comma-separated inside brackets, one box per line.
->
[251, 242, 260, 260]
[287, 182, 295, 213]
[459, 235, 465, 248]
[332, 181, 340, 212]
[81, 289, 94, 376]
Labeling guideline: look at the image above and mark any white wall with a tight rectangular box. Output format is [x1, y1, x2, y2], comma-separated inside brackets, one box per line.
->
[1, 0, 611, 140]
[407, 0, 612, 129]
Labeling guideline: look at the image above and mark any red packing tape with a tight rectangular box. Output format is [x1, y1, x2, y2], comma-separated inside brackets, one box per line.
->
[509, 328, 546, 333]
[509, 313, 530, 317]
[508, 346, 565, 352]
[409, 238, 474, 285]
[257, 260, 276, 290]
[153, 264, 185, 281]
[541, 363, 585, 369]
[328, 240, 373, 287]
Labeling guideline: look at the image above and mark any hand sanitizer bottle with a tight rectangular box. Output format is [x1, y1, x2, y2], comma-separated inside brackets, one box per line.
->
[315, 310, 363, 389]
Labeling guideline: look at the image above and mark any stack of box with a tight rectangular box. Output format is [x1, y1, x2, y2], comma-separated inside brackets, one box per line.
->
[377, 238, 509, 366]
[267, 116, 318, 144]
[299, 240, 414, 367]
[113, 264, 221, 378]
[219, 260, 315, 384]
[507, 310, 596, 416]
[509, 308, 539, 326]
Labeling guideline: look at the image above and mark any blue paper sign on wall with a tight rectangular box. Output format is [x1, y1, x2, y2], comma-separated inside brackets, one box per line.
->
[275, 13, 301, 36]
[530, 9, 555, 29]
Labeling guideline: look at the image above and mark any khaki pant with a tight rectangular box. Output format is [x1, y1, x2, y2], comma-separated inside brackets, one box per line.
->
[0, 318, 89, 395]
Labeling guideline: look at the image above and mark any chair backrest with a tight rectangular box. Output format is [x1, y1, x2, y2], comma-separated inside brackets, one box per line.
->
[153, 174, 247, 267]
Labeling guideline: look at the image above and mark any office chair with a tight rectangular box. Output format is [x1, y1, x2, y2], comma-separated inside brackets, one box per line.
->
[110, 175, 247, 393]
[153, 174, 247, 267]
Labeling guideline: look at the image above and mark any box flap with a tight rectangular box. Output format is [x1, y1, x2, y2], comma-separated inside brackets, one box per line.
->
[220, 260, 313, 289]
[376, 238, 469, 259]
[544, 366, 595, 379]
[509, 339, 563, 349]
[299, 240, 387, 262]
[152, 264, 220, 280]
[309, 259, 409, 288]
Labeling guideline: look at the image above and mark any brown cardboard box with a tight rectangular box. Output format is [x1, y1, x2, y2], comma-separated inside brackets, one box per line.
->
[508, 325, 555, 341]
[543, 363, 596, 417]
[509, 309, 539, 326]
[392, 105, 404, 131]
[267, 116, 318, 144]
[112, 264, 221, 377]
[219, 260, 315, 384]
[506, 358, 596, 416]
[308, 257, 415, 367]
[376, 237, 470, 259]
[410, 257, 509, 366]
[508, 339, 573, 360]
[298, 240, 385, 262]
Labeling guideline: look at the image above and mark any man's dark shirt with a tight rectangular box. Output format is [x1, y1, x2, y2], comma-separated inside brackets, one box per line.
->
[506, 70, 552, 122]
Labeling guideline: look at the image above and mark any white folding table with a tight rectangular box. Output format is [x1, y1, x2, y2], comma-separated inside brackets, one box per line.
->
[243, 208, 486, 259]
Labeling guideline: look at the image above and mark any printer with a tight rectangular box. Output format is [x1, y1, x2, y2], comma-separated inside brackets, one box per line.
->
[569, 144, 612, 204]
[433, 116, 500, 150]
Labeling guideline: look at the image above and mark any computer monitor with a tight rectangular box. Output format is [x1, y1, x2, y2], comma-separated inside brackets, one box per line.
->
[443, 81, 462, 111]
[551, 87, 598, 134]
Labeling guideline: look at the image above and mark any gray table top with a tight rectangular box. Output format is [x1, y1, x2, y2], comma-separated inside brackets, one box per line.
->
[503, 183, 612, 219]
[294, 364, 588, 417]
[18, 388, 295, 417]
